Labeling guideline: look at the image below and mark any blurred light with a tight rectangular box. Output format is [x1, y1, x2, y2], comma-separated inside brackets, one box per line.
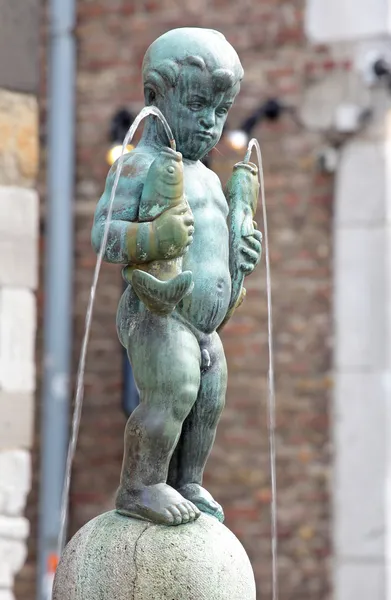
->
[47, 553, 59, 573]
[107, 108, 135, 165]
[225, 98, 284, 152]
[106, 143, 134, 166]
[226, 129, 249, 151]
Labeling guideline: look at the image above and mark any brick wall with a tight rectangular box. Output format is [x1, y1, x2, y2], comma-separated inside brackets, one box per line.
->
[17, 1, 334, 598]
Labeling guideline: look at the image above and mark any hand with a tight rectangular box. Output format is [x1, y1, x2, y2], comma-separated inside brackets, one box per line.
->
[151, 201, 194, 260]
[239, 224, 262, 275]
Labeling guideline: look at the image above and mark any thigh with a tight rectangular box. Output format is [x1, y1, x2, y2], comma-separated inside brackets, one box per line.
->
[127, 311, 202, 419]
[197, 332, 227, 422]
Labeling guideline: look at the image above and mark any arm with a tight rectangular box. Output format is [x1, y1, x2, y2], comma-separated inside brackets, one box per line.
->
[92, 152, 194, 264]
[91, 154, 152, 264]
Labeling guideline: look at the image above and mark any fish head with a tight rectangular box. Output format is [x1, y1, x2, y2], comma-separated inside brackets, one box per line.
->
[151, 147, 184, 201]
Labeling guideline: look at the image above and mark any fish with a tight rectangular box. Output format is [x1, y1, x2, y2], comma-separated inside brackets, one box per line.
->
[225, 160, 260, 313]
[123, 147, 194, 316]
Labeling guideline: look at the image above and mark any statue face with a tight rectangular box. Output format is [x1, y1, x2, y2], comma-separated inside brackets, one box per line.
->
[158, 67, 240, 161]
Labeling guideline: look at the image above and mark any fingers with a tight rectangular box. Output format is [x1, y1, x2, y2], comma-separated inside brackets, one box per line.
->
[244, 235, 262, 254]
[240, 246, 260, 265]
[186, 225, 194, 246]
[240, 262, 254, 275]
[179, 210, 194, 246]
[239, 233, 262, 275]
[172, 202, 193, 216]
[183, 215, 194, 226]
[172, 203, 194, 230]
[252, 229, 263, 243]
[174, 217, 194, 248]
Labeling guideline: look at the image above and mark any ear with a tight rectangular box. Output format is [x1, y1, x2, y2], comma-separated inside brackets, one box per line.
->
[144, 85, 157, 106]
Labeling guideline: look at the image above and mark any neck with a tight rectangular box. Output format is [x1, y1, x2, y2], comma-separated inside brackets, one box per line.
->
[139, 112, 200, 163]
[139, 116, 171, 151]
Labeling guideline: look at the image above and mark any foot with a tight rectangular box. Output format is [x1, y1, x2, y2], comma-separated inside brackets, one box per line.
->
[177, 483, 224, 523]
[115, 482, 201, 526]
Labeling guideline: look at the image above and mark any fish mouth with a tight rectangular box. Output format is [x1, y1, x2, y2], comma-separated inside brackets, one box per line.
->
[160, 147, 182, 162]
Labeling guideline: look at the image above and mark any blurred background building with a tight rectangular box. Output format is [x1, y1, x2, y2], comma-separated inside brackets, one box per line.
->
[0, 0, 391, 599]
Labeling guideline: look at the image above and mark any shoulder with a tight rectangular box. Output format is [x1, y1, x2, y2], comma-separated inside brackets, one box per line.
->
[108, 150, 155, 184]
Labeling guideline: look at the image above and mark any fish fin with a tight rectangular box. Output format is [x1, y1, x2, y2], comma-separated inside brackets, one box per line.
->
[131, 270, 194, 315]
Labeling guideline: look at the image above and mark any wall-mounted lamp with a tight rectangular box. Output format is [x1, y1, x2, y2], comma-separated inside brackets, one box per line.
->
[226, 98, 284, 150]
[372, 58, 391, 89]
[106, 108, 135, 166]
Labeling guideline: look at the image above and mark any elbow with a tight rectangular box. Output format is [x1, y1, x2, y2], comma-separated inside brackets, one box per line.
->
[91, 221, 124, 263]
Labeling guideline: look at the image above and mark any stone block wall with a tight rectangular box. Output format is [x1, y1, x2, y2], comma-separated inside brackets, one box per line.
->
[17, 1, 335, 598]
[0, 3, 39, 596]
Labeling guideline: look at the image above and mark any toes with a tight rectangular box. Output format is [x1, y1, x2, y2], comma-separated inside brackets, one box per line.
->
[162, 509, 175, 525]
[177, 503, 190, 523]
[168, 506, 183, 526]
[216, 509, 225, 523]
[185, 501, 200, 521]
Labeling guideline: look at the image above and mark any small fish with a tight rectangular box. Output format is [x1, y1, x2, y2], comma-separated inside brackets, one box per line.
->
[225, 161, 260, 311]
[139, 147, 184, 220]
[127, 147, 194, 316]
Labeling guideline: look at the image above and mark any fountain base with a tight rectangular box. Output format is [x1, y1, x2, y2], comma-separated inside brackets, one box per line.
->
[53, 510, 256, 600]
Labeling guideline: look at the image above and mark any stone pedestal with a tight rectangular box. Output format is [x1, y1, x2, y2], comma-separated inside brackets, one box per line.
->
[53, 510, 256, 600]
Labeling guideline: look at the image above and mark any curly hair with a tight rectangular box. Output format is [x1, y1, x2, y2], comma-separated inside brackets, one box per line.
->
[142, 29, 244, 100]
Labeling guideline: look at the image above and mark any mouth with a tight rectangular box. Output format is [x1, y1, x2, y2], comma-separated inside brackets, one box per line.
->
[196, 131, 214, 140]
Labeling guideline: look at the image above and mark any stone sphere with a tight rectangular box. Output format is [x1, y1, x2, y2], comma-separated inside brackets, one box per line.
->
[53, 510, 256, 600]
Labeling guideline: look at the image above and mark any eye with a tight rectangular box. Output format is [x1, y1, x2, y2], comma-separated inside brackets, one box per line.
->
[188, 102, 203, 112]
[216, 107, 229, 117]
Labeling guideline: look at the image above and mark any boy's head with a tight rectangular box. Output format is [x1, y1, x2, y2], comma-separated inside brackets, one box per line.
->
[142, 28, 244, 161]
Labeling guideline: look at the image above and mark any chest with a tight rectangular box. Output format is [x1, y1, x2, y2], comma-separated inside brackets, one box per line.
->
[183, 165, 229, 221]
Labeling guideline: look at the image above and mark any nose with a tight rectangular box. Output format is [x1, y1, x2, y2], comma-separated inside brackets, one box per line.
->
[199, 110, 215, 130]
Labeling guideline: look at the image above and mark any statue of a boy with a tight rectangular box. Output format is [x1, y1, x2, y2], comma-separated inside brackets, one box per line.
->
[92, 28, 262, 526]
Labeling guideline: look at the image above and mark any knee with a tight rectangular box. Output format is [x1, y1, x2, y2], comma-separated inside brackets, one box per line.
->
[129, 379, 199, 436]
[172, 381, 199, 422]
[128, 405, 181, 443]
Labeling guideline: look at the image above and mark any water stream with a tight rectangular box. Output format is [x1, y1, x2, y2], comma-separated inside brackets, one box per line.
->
[57, 106, 175, 555]
[245, 137, 278, 600]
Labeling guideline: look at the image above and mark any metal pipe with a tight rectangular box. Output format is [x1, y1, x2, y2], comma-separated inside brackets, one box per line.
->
[37, 0, 76, 597]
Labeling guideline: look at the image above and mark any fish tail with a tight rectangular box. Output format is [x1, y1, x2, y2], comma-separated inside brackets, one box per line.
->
[131, 269, 194, 316]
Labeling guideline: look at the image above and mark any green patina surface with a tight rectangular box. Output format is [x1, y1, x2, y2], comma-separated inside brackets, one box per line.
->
[91, 27, 262, 527]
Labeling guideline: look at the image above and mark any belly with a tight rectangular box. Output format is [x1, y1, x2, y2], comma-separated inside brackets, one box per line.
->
[177, 259, 231, 333]
[177, 199, 231, 333]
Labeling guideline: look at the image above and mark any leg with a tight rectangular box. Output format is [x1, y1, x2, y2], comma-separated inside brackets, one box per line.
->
[115, 311, 201, 525]
[168, 332, 227, 521]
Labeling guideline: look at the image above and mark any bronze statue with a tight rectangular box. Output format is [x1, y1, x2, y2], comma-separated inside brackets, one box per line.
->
[91, 27, 262, 527]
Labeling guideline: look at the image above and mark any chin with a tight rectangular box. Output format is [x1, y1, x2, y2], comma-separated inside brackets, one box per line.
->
[179, 142, 215, 162]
